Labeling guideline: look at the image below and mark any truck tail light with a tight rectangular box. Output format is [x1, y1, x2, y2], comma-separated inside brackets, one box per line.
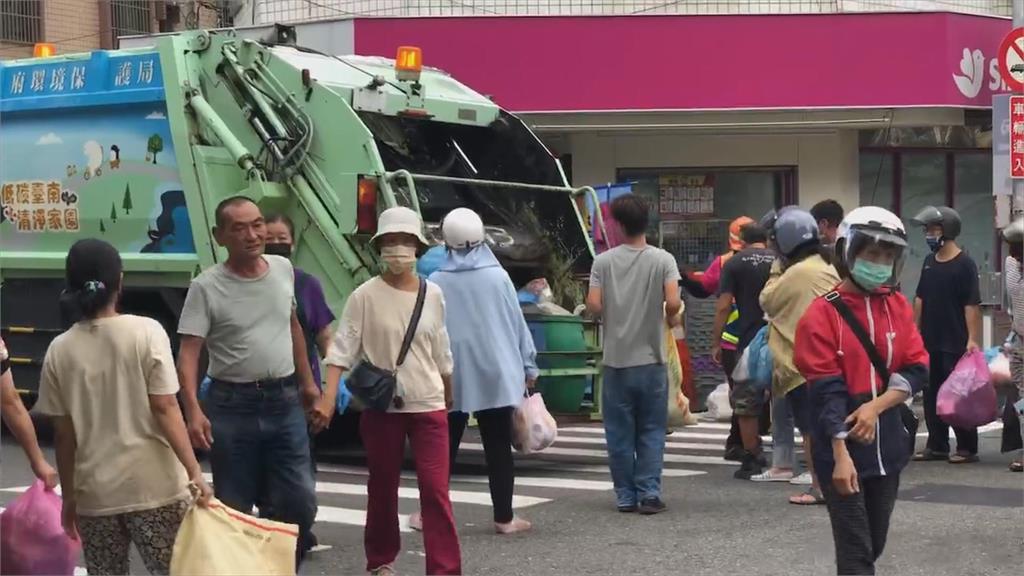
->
[357, 176, 378, 235]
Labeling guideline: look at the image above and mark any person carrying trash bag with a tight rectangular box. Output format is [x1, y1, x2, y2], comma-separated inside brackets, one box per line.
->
[34, 238, 213, 576]
[0, 337, 57, 489]
[1000, 218, 1024, 472]
[794, 207, 929, 576]
[402, 207, 539, 535]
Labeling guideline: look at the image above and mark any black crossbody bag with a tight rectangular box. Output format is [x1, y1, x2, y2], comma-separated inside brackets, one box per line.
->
[824, 291, 920, 453]
[348, 279, 427, 412]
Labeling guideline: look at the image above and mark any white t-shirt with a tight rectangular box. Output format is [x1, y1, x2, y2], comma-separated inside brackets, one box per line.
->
[34, 315, 189, 516]
[326, 278, 453, 413]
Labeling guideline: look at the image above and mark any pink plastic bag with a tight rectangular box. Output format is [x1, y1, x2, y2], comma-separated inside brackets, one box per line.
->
[0, 480, 80, 576]
[512, 393, 558, 455]
[937, 351, 998, 429]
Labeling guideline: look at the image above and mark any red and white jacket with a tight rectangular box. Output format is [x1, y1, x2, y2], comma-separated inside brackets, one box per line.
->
[794, 286, 929, 479]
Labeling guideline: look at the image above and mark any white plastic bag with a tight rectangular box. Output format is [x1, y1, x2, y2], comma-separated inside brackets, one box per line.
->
[706, 382, 733, 422]
[512, 393, 558, 454]
[988, 352, 1012, 386]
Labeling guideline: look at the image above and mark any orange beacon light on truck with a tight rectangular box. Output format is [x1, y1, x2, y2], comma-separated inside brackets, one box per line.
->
[33, 43, 56, 58]
[395, 46, 422, 82]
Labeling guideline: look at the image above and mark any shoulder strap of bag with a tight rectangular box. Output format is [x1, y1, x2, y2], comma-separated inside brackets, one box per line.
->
[397, 279, 427, 368]
[824, 291, 891, 383]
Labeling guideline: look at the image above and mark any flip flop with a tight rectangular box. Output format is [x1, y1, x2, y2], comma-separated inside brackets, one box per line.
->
[913, 449, 949, 462]
[788, 487, 825, 506]
[948, 453, 979, 464]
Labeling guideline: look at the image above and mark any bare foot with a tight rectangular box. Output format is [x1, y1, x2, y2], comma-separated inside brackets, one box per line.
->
[408, 512, 423, 532]
[495, 517, 532, 534]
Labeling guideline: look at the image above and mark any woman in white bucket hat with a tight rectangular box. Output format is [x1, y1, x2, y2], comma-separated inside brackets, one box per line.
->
[325, 207, 462, 575]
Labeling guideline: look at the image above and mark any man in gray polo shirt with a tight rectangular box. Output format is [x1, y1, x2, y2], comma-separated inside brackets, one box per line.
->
[176, 196, 332, 566]
[586, 193, 682, 515]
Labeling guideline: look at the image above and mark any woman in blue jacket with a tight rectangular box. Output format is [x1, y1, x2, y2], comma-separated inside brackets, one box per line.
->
[409, 207, 539, 535]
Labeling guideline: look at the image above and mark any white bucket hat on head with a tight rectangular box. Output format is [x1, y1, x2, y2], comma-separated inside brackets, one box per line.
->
[371, 207, 429, 248]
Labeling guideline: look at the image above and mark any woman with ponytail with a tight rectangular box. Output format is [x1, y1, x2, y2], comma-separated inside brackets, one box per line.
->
[34, 238, 212, 575]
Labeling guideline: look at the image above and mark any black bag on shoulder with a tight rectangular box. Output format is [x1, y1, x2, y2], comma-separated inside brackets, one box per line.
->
[824, 291, 920, 454]
[347, 279, 426, 412]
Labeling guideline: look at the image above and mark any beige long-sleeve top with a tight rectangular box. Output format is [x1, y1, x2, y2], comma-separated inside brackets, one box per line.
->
[326, 277, 454, 413]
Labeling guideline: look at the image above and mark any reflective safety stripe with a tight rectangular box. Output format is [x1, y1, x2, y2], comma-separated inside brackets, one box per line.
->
[722, 308, 741, 344]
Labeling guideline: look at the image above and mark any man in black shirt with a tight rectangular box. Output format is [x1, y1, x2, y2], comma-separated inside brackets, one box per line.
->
[911, 206, 982, 463]
[711, 224, 776, 479]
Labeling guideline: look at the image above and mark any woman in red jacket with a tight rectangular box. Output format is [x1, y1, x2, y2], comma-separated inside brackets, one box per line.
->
[794, 206, 929, 576]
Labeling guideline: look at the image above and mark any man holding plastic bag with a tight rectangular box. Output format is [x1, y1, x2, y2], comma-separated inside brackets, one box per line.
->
[910, 206, 983, 464]
[586, 194, 682, 515]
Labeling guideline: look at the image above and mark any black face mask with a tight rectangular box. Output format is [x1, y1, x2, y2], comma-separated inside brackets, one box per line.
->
[264, 243, 292, 258]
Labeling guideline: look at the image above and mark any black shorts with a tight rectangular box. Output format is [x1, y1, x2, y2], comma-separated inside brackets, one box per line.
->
[786, 383, 812, 435]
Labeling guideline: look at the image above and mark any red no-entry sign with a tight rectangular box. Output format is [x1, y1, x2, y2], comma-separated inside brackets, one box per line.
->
[1012, 95, 1024, 179]
[998, 27, 1024, 93]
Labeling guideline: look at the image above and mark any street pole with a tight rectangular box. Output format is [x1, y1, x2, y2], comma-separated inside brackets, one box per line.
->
[1016, 0, 1024, 217]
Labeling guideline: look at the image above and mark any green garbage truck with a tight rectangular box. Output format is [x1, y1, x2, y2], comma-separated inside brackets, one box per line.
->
[0, 30, 604, 418]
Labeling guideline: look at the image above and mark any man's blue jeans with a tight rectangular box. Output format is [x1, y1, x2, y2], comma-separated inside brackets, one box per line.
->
[601, 364, 668, 507]
[205, 377, 317, 566]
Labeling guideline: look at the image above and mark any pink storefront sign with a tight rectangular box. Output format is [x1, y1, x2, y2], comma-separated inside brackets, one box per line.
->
[354, 13, 1012, 113]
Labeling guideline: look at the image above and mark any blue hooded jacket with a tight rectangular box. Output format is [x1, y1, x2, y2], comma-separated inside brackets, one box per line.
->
[429, 244, 540, 414]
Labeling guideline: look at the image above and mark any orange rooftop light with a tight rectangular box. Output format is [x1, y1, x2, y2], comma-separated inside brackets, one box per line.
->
[33, 43, 56, 58]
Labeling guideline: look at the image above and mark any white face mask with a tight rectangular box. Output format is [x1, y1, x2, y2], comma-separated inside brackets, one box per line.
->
[380, 244, 417, 275]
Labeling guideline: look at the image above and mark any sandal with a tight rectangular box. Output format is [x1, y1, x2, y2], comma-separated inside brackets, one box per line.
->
[789, 487, 825, 506]
[948, 453, 979, 464]
[1010, 461, 1023, 472]
[913, 449, 949, 462]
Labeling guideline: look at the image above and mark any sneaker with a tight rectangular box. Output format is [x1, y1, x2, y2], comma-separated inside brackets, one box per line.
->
[733, 454, 765, 480]
[723, 446, 745, 462]
[750, 468, 794, 482]
[369, 566, 395, 576]
[617, 503, 638, 513]
[495, 517, 532, 534]
[638, 497, 667, 515]
[790, 472, 813, 486]
[408, 511, 423, 532]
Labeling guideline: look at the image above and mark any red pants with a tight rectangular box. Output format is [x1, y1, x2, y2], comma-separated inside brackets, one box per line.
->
[361, 410, 462, 575]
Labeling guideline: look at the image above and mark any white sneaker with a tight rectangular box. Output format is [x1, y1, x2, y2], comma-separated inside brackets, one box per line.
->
[790, 472, 813, 486]
[408, 511, 423, 531]
[750, 468, 795, 482]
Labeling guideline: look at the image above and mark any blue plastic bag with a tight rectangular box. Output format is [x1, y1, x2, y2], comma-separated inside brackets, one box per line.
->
[746, 325, 773, 391]
[417, 245, 446, 278]
[199, 375, 212, 400]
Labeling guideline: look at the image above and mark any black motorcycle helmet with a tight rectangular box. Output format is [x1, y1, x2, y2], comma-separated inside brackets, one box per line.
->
[910, 205, 962, 241]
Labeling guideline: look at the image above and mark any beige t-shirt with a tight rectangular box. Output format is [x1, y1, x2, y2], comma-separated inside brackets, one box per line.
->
[326, 278, 453, 413]
[34, 315, 189, 516]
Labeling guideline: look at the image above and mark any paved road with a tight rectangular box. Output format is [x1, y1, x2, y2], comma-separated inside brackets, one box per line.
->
[2, 416, 1021, 575]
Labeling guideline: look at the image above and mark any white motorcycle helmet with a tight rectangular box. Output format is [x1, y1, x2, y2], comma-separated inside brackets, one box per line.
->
[834, 206, 908, 290]
[442, 208, 485, 250]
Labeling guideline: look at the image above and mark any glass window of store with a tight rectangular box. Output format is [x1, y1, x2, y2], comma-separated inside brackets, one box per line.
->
[617, 167, 795, 270]
[859, 127, 994, 302]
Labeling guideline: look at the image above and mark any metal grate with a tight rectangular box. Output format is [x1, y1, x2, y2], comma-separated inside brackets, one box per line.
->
[0, 0, 42, 44]
[250, 0, 1013, 23]
[110, 0, 153, 39]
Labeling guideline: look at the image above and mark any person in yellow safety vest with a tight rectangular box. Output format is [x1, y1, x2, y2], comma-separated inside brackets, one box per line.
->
[679, 216, 764, 461]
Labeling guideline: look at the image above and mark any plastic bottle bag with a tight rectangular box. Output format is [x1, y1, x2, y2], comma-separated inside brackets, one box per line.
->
[512, 393, 558, 455]
[745, 325, 773, 391]
[937, 351, 998, 429]
[170, 499, 298, 576]
[0, 480, 81, 576]
[665, 325, 698, 427]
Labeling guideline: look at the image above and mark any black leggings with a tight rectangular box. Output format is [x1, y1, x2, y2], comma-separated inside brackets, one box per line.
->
[448, 406, 515, 524]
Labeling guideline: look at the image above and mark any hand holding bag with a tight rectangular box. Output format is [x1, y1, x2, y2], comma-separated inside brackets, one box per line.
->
[347, 279, 426, 412]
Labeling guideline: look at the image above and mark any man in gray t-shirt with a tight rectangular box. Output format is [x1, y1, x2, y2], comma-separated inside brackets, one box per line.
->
[586, 193, 682, 515]
[176, 197, 330, 567]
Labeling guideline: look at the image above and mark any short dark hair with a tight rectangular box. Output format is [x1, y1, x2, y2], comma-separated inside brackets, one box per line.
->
[811, 200, 844, 227]
[62, 238, 123, 320]
[215, 196, 258, 228]
[610, 194, 649, 238]
[740, 223, 768, 245]
[266, 213, 295, 236]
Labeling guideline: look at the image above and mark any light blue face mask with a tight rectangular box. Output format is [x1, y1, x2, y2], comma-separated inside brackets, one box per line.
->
[851, 259, 893, 291]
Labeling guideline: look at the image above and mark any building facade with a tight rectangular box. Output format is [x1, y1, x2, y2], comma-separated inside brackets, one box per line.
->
[0, 0, 227, 60]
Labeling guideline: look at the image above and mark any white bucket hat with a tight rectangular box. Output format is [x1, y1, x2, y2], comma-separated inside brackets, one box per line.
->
[371, 207, 429, 249]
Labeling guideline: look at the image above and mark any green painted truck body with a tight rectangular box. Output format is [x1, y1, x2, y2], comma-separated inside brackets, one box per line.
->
[0, 30, 602, 404]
